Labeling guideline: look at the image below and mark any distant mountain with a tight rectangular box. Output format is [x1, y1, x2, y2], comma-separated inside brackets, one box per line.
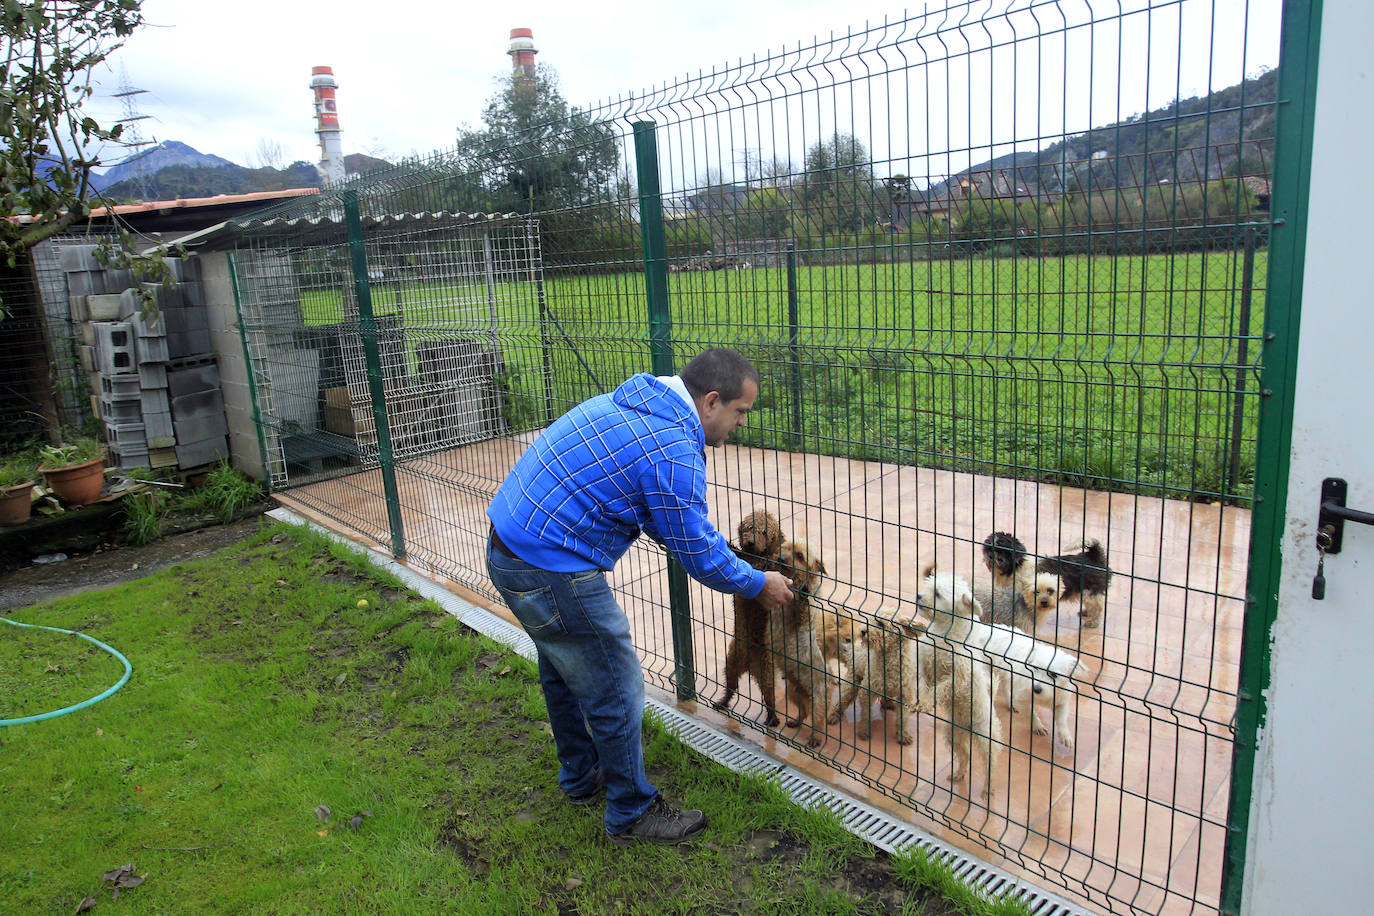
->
[344, 153, 392, 178]
[102, 160, 324, 200]
[91, 140, 237, 192]
[928, 68, 1278, 198]
[92, 141, 396, 201]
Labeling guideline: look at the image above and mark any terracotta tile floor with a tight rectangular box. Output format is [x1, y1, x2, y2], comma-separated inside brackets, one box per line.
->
[276, 438, 1248, 916]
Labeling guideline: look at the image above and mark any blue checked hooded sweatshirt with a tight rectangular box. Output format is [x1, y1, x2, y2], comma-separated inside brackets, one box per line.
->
[488, 373, 765, 598]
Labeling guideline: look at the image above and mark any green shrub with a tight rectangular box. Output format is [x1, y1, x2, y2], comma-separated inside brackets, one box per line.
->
[0, 451, 39, 488]
[37, 435, 105, 469]
[123, 490, 168, 546]
[176, 461, 264, 523]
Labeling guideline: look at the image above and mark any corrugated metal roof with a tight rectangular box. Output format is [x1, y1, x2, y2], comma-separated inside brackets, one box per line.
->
[169, 210, 527, 250]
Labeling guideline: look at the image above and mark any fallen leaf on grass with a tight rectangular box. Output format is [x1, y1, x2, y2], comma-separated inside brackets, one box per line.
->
[428, 617, 446, 628]
[75, 896, 97, 912]
[498, 665, 512, 676]
[564, 877, 584, 891]
[317, 829, 328, 837]
[314, 805, 331, 822]
[333, 672, 347, 687]
[476, 653, 503, 670]
[275, 579, 287, 587]
[100, 863, 145, 889]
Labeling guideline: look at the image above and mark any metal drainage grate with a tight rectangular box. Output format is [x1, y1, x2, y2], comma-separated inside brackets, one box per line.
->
[268, 508, 1096, 916]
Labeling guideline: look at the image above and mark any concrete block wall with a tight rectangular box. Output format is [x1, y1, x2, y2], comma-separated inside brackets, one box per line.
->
[199, 251, 266, 483]
[60, 246, 231, 473]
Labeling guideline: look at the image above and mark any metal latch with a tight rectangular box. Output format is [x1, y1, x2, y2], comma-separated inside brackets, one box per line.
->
[1317, 478, 1374, 555]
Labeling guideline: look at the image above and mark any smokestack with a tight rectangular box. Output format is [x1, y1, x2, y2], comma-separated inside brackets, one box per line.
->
[310, 66, 346, 187]
[508, 28, 538, 77]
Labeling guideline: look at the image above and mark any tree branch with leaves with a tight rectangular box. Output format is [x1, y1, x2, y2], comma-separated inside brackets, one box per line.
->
[1, 0, 146, 266]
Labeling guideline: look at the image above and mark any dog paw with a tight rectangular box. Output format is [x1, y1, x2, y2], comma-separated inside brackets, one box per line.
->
[897, 732, 913, 746]
[1056, 727, 1075, 749]
[785, 716, 801, 728]
[826, 711, 842, 725]
[855, 727, 871, 741]
[764, 713, 780, 728]
[880, 698, 896, 711]
[1032, 714, 1049, 736]
[806, 733, 824, 748]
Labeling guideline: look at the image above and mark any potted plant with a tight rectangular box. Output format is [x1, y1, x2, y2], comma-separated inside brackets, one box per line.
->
[0, 453, 38, 525]
[38, 436, 108, 508]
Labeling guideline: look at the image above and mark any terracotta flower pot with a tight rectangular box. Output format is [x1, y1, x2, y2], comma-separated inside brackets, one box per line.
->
[40, 458, 106, 508]
[0, 481, 33, 526]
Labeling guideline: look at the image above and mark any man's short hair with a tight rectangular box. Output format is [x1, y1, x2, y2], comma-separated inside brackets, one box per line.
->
[680, 348, 759, 403]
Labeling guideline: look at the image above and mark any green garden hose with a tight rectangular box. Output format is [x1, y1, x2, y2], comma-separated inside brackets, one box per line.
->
[0, 616, 131, 726]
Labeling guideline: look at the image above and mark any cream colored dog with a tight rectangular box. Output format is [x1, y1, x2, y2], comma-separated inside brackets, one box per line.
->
[899, 569, 1005, 802]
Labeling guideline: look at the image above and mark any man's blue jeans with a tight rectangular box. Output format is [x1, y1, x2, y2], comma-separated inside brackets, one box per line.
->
[486, 536, 658, 834]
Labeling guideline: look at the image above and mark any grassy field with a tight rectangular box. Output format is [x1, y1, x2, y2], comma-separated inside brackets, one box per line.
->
[285, 250, 1266, 501]
[0, 521, 1028, 915]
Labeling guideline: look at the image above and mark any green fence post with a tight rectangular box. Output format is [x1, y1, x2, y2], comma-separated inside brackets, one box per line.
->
[1226, 223, 1258, 498]
[343, 190, 406, 560]
[786, 240, 803, 449]
[634, 120, 696, 703]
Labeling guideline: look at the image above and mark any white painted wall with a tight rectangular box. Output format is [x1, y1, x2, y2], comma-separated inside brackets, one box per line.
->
[1242, 3, 1374, 912]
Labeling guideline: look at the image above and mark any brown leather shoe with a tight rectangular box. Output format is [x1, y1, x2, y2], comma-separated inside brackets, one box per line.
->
[607, 794, 707, 845]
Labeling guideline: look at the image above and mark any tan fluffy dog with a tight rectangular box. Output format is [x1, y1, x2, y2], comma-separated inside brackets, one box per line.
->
[816, 609, 856, 670]
[714, 509, 786, 726]
[901, 569, 1004, 803]
[767, 539, 831, 747]
[829, 608, 919, 746]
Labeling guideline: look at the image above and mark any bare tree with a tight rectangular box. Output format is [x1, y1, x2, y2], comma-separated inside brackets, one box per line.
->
[253, 137, 286, 170]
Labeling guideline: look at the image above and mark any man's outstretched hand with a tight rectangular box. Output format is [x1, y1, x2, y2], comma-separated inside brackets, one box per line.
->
[755, 570, 795, 610]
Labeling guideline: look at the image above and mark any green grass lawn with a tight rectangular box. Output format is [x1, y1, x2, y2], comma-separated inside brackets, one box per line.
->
[285, 250, 1265, 502]
[1, 521, 1027, 915]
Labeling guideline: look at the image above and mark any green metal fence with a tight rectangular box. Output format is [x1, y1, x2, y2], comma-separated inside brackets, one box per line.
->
[227, 2, 1287, 912]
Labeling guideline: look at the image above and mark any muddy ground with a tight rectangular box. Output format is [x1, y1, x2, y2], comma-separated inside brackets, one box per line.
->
[0, 512, 271, 613]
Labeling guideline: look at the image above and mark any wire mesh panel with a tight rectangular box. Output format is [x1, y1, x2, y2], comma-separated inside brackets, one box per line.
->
[231, 1, 1281, 912]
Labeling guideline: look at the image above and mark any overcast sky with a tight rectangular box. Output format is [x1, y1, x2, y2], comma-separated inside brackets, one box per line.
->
[82, 0, 1282, 176]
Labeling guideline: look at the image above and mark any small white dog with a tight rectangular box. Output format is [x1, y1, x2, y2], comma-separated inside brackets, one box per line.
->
[919, 567, 1085, 750]
[982, 623, 1084, 748]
